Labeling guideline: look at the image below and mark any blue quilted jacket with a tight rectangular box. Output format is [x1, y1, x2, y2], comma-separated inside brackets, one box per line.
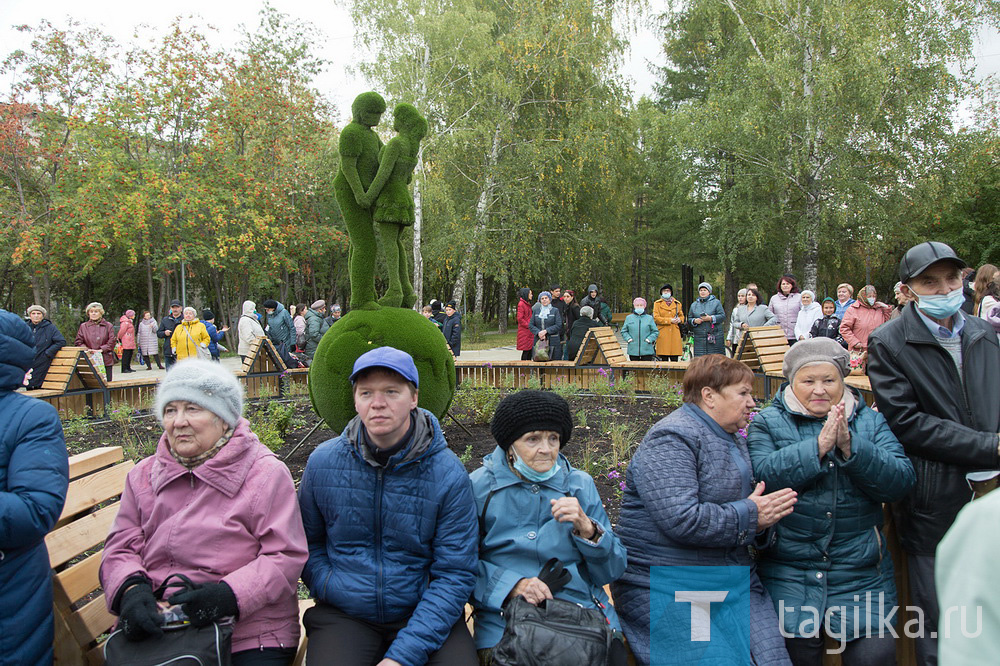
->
[0, 309, 68, 665]
[299, 409, 478, 665]
[747, 386, 915, 640]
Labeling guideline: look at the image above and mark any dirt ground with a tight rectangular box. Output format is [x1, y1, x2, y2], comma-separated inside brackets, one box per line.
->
[63, 391, 681, 524]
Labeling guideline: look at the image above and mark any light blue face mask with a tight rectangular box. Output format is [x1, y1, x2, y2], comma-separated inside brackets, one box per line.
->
[866, 297, 876, 305]
[512, 451, 560, 482]
[661, 293, 671, 300]
[914, 287, 965, 319]
[634, 307, 645, 315]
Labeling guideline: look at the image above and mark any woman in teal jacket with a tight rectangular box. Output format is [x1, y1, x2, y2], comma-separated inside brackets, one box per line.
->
[471, 390, 627, 663]
[621, 297, 658, 361]
[747, 338, 915, 665]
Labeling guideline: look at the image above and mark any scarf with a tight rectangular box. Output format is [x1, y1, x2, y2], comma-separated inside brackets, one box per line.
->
[169, 427, 234, 470]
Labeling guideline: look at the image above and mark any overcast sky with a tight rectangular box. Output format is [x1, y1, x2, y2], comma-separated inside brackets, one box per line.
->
[2, 0, 998, 124]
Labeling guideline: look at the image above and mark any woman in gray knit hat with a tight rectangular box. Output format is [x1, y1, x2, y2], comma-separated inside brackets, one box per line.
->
[469, 390, 627, 664]
[100, 359, 308, 665]
[746, 338, 915, 664]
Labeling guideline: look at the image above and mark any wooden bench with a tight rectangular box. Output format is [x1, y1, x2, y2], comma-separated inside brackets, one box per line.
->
[235, 337, 288, 398]
[735, 325, 789, 376]
[49, 446, 134, 665]
[25, 346, 111, 417]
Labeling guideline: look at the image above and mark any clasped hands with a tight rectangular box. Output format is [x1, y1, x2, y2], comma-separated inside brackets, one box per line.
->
[818, 403, 851, 460]
[507, 498, 595, 606]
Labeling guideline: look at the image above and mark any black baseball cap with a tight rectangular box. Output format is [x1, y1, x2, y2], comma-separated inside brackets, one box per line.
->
[169, 299, 182, 307]
[898, 242, 966, 283]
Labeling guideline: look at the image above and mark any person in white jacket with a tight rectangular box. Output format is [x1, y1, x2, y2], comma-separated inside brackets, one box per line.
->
[794, 290, 824, 341]
[237, 300, 265, 360]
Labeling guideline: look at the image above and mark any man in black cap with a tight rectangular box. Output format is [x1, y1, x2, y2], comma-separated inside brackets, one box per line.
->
[867, 241, 1000, 664]
[442, 301, 462, 357]
[156, 300, 184, 370]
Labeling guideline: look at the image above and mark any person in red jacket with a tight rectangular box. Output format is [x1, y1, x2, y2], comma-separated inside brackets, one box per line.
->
[75, 302, 117, 381]
[516, 287, 534, 360]
[117, 309, 137, 374]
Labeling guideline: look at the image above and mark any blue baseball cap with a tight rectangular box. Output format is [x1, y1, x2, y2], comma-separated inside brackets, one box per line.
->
[349, 347, 419, 387]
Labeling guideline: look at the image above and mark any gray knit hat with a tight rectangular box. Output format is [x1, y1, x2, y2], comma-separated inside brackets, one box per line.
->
[782, 337, 850, 381]
[698, 282, 712, 293]
[155, 359, 244, 427]
[26, 304, 47, 317]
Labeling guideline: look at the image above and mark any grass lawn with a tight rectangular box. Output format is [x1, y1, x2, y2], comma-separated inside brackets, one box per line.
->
[463, 330, 517, 350]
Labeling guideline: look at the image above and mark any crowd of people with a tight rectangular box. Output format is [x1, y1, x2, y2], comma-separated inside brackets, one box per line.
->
[2, 241, 998, 666]
[512, 263, 1000, 368]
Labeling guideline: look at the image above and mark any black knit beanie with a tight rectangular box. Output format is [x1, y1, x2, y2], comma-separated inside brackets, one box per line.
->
[490, 390, 574, 451]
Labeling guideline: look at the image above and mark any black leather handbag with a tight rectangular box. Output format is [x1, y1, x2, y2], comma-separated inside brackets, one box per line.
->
[491, 559, 626, 666]
[104, 574, 234, 666]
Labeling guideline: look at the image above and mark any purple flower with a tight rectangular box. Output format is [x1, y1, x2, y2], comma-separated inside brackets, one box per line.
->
[598, 368, 608, 377]
[485, 362, 493, 369]
[607, 470, 621, 479]
[618, 481, 627, 492]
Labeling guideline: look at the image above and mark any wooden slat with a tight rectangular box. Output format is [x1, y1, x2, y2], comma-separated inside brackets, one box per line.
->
[53, 603, 86, 666]
[753, 338, 791, 349]
[55, 551, 104, 604]
[87, 642, 106, 666]
[47, 504, 121, 568]
[50, 357, 80, 367]
[43, 379, 72, 390]
[68, 447, 125, 480]
[68, 595, 116, 647]
[59, 462, 134, 521]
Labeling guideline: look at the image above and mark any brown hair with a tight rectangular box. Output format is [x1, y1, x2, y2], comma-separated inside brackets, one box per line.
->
[775, 274, 800, 295]
[682, 355, 754, 405]
[973, 264, 999, 312]
[745, 287, 763, 305]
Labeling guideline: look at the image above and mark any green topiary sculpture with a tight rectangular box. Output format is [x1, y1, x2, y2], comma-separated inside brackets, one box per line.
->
[334, 91, 386, 312]
[316, 96, 453, 432]
[309, 307, 456, 432]
[358, 103, 428, 309]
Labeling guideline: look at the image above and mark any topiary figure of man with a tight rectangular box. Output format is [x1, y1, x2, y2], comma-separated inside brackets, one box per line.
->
[334, 91, 386, 311]
[359, 103, 427, 309]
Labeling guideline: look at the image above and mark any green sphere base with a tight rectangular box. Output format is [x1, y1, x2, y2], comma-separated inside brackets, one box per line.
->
[309, 308, 456, 433]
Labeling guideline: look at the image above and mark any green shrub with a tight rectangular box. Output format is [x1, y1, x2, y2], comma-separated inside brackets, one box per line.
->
[452, 381, 502, 424]
[250, 401, 296, 452]
[647, 374, 684, 407]
[550, 377, 581, 400]
[464, 311, 486, 345]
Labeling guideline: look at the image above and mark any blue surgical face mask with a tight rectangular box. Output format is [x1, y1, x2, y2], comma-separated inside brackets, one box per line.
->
[866, 297, 876, 305]
[662, 292, 671, 300]
[913, 287, 964, 319]
[512, 451, 560, 482]
[634, 307, 645, 315]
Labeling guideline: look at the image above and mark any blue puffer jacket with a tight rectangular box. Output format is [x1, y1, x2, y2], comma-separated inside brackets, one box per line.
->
[26, 318, 67, 389]
[470, 447, 627, 649]
[203, 321, 226, 357]
[747, 385, 915, 640]
[299, 409, 478, 665]
[266, 303, 294, 349]
[0, 309, 68, 666]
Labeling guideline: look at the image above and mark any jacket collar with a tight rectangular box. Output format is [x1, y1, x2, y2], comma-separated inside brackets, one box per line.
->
[681, 402, 733, 440]
[343, 408, 444, 470]
[151, 418, 264, 498]
[482, 445, 571, 493]
[778, 382, 860, 421]
[901, 301, 985, 347]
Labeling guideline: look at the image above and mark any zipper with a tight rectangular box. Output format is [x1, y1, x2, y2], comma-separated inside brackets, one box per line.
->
[511, 616, 611, 642]
[375, 467, 385, 624]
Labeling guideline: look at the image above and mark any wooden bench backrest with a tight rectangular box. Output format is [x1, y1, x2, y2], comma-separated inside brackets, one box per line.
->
[48, 446, 134, 666]
[39, 347, 107, 392]
[736, 326, 789, 375]
[574, 327, 627, 366]
[238, 336, 287, 376]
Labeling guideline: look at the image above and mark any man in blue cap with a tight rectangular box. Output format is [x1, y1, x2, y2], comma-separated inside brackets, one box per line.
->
[868, 241, 1000, 664]
[298, 346, 478, 665]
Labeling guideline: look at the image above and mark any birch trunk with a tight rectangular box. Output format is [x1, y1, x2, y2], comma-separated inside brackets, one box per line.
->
[452, 126, 501, 306]
[412, 151, 425, 310]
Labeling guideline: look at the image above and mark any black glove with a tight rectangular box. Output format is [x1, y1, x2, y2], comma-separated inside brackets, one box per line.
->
[168, 582, 239, 628]
[538, 558, 572, 596]
[118, 582, 164, 642]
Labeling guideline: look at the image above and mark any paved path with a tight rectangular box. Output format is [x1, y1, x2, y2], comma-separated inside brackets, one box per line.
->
[113, 355, 244, 383]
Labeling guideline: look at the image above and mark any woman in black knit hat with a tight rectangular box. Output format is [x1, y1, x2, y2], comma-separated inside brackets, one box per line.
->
[468, 390, 628, 664]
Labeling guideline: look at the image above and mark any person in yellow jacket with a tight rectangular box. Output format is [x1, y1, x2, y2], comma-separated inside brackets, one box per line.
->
[170, 307, 211, 361]
[652, 283, 685, 361]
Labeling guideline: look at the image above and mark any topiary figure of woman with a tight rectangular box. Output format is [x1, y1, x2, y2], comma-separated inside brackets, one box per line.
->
[359, 103, 427, 309]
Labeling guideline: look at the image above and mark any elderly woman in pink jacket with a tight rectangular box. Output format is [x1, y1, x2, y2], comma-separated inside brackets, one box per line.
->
[100, 359, 308, 665]
[839, 284, 892, 353]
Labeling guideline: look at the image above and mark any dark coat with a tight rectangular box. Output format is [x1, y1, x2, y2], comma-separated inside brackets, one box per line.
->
[0, 310, 69, 665]
[304, 308, 329, 357]
[299, 410, 477, 666]
[442, 312, 462, 356]
[516, 296, 533, 351]
[203, 321, 226, 357]
[75, 318, 116, 366]
[529, 306, 562, 359]
[867, 304, 1000, 554]
[688, 296, 726, 356]
[580, 293, 611, 326]
[567, 317, 603, 361]
[809, 314, 847, 348]
[26, 318, 66, 390]
[611, 403, 789, 665]
[265, 303, 295, 350]
[156, 312, 183, 358]
[748, 386, 915, 639]
[562, 301, 580, 338]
